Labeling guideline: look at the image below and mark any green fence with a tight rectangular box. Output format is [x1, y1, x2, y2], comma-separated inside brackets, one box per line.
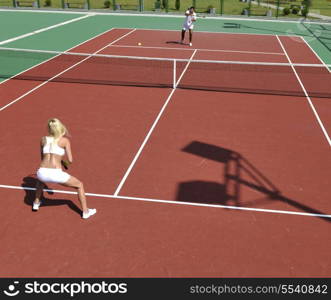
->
[1, 0, 330, 19]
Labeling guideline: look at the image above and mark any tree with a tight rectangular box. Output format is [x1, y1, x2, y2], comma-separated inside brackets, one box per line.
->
[162, 0, 167, 9]
[175, 0, 180, 10]
[301, 0, 311, 18]
[301, 0, 312, 8]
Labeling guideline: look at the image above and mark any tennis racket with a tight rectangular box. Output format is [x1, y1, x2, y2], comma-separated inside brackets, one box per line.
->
[61, 160, 71, 170]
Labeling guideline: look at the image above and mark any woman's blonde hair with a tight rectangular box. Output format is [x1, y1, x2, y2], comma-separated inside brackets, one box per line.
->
[47, 118, 68, 140]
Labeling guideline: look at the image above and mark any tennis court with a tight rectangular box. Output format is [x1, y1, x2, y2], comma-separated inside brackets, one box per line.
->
[0, 10, 330, 277]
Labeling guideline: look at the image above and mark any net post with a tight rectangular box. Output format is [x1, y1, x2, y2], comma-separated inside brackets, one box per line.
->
[87, 0, 90, 9]
[173, 59, 176, 89]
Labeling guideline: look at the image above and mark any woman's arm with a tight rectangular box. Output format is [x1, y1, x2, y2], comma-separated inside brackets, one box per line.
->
[40, 137, 45, 160]
[64, 138, 73, 163]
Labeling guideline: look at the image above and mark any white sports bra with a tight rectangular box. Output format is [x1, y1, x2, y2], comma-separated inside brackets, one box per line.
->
[43, 136, 65, 156]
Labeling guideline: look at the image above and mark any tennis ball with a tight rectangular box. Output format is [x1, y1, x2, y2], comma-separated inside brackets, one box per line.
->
[138, 42, 142, 46]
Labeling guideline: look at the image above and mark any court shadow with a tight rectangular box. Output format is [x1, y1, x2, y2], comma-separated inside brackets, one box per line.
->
[166, 41, 189, 46]
[166, 41, 181, 44]
[177, 181, 228, 205]
[176, 141, 331, 223]
[21, 176, 81, 216]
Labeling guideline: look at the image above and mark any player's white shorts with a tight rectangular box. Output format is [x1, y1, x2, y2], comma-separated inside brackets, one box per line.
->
[37, 167, 70, 184]
[183, 23, 194, 31]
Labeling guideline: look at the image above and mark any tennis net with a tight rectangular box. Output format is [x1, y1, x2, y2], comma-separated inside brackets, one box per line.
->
[1, 46, 330, 98]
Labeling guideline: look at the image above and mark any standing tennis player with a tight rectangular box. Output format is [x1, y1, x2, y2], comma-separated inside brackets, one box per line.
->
[181, 6, 196, 46]
[33, 118, 96, 219]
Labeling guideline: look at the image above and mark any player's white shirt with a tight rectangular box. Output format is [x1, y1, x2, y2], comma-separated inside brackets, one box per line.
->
[183, 10, 196, 29]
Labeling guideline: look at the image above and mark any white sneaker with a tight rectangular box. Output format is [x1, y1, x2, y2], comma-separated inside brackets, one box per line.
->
[32, 201, 41, 211]
[189, 42, 192, 47]
[82, 208, 97, 219]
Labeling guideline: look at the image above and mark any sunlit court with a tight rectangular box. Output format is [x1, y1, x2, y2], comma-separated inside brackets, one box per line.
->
[0, 6, 330, 279]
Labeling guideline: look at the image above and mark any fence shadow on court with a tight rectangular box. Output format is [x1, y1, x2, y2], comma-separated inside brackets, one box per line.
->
[300, 22, 331, 53]
[239, 22, 331, 54]
[237, 23, 306, 37]
[176, 141, 331, 223]
[21, 175, 81, 216]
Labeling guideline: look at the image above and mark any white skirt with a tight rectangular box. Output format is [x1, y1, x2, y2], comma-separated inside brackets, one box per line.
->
[37, 168, 70, 184]
[183, 23, 194, 31]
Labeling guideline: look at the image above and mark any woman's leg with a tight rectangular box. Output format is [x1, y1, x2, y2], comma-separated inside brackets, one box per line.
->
[181, 29, 186, 43]
[189, 29, 193, 44]
[61, 176, 88, 213]
[34, 180, 44, 204]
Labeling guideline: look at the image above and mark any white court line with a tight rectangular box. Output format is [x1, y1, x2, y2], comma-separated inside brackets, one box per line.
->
[1, 184, 330, 219]
[109, 44, 285, 56]
[0, 9, 304, 38]
[174, 49, 197, 88]
[299, 36, 331, 73]
[113, 49, 198, 196]
[0, 14, 91, 45]
[1, 8, 331, 25]
[0, 8, 88, 15]
[276, 35, 331, 147]
[0, 27, 115, 86]
[0, 29, 136, 112]
[2, 46, 327, 66]
[118, 26, 299, 38]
